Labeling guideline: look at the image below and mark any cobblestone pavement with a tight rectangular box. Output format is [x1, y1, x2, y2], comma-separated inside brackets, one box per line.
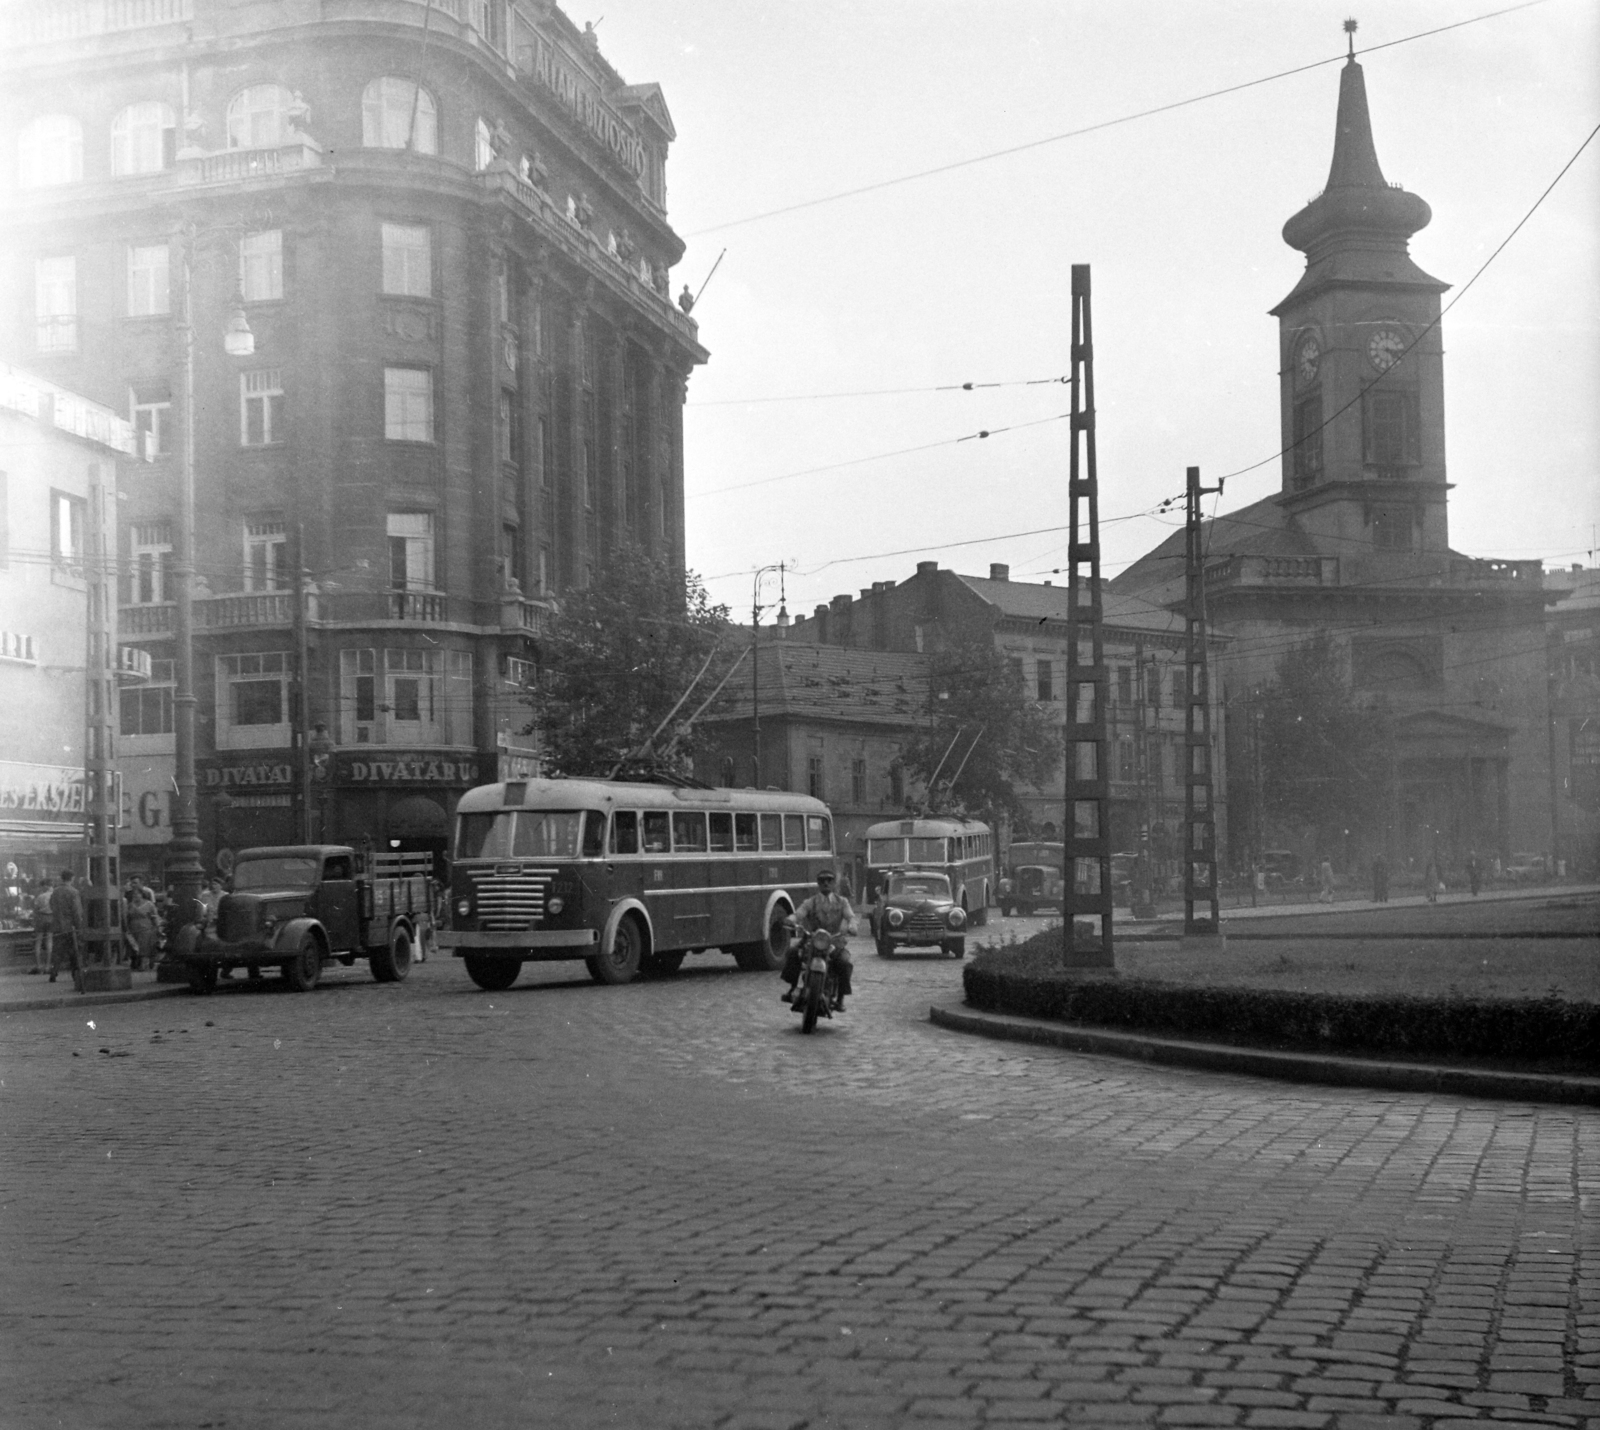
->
[1, 932, 1594, 1430]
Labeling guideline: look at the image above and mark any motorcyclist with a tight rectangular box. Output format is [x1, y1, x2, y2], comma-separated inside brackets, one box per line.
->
[782, 868, 856, 1011]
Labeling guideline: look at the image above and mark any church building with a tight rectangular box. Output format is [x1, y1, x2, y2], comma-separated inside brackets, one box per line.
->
[1111, 32, 1555, 872]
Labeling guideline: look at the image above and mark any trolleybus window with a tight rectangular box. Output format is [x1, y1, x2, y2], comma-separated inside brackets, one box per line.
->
[735, 813, 759, 852]
[868, 837, 904, 865]
[709, 811, 734, 852]
[806, 814, 832, 851]
[760, 814, 783, 851]
[581, 813, 605, 859]
[783, 814, 805, 850]
[457, 811, 513, 860]
[610, 810, 639, 855]
[643, 811, 669, 852]
[512, 810, 586, 859]
[672, 811, 707, 852]
[908, 837, 947, 863]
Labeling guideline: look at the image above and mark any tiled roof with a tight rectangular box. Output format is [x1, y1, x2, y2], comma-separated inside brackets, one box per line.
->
[954, 574, 1188, 635]
[1109, 493, 1316, 594]
[706, 642, 930, 726]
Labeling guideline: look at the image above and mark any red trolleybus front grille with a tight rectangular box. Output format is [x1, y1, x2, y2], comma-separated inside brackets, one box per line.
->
[470, 866, 557, 929]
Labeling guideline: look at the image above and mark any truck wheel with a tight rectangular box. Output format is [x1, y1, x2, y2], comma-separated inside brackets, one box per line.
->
[281, 936, 322, 992]
[732, 906, 789, 972]
[587, 914, 643, 985]
[370, 925, 413, 983]
[463, 954, 520, 991]
[942, 938, 966, 959]
[186, 961, 217, 996]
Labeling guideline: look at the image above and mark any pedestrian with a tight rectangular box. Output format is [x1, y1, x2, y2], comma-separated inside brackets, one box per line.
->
[1318, 858, 1335, 905]
[1424, 854, 1440, 904]
[125, 885, 159, 971]
[1371, 854, 1389, 904]
[1466, 851, 1482, 897]
[29, 877, 53, 973]
[48, 869, 85, 990]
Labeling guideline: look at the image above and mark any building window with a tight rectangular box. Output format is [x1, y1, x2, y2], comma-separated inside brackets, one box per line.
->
[537, 546, 550, 595]
[500, 522, 522, 588]
[240, 369, 284, 446]
[129, 384, 170, 459]
[18, 114, 82, 187]
[384, 367, 433, 442]
[1116, 665, 1133, 708]
[35, 256, 77, 353]
[1116, 737, 1136, 783]
[361, 78, 437, 153]
[581, 440, 592, 509]
[226, 85, 295, 149]
[126, 243, 170, 317]
[1037, 659, 1054, 702]
[110, 102, 175, 175]
[1291, 391, 1323, 489]
[1371, 506, 1414, 552]
[239, 230, 283, 302]
[244, 515, 288, 591]
[536, 416, 549, 487]
[51, 491, 85, 568]
[120, 657, 175, 736]
[807, 755, 824, 801]
[498, 389, 520, 465]
[216, 652, 290, 748]
[474, 117, 495, 171]
[1571, 719, 1600, 812]
[342, 648, 377, 743]
[889, 763, 905, 806]
[851, 758, 867, 805]
[387, 512, 434, 590]
[340, 647, 471, 745]
[1363, 390, 1420, 470]
[125, 522, 173, 604]
[380, 222, 432, 298]
[1007, 656, 1024, 690]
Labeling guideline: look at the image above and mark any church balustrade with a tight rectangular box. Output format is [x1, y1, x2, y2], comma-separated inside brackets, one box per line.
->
[1204, 554, 1338, 588]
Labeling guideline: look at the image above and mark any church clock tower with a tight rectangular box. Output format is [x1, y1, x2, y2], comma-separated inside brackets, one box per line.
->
[1272, 23, 1450, 558]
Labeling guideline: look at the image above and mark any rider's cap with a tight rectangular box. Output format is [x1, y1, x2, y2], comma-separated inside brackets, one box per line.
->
[817, 867, 836, 881]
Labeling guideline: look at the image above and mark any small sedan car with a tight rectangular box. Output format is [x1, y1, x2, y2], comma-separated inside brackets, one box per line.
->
[873, 869, 967, 959]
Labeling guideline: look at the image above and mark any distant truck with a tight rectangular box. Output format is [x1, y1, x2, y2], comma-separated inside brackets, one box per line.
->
[175, 845, 434, 995]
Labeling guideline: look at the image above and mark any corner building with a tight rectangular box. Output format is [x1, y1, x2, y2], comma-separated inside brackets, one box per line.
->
[0, 0, 707, 874]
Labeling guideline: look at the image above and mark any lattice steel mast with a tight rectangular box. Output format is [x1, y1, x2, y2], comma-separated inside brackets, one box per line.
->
[1183, 464, 1222, 939]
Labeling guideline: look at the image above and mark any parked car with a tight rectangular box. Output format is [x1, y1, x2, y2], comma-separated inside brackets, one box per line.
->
[1260, 850, 1301, 888]
[873, 868, 967, 958]
[1503, 852, 1545, 884]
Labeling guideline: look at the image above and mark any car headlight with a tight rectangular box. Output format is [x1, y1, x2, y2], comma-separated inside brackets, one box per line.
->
[887, 908, 904, 927]
[456, 898, 471, 917]
[948, 908, 967, 928]
[546, 896, 565, 915]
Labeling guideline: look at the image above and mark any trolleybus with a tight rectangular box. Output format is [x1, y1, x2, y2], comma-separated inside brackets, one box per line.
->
[440, 777, 835, 990]
[864, 816, 994, 924]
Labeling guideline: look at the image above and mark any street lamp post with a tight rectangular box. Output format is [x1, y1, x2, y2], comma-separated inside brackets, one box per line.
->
[750, 563, 787, 789]
[160, 232, 253, 973]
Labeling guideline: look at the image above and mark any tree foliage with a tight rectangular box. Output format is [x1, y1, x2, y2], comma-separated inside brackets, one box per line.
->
[1258, 632, 1389, 850]
[901, 637, 1063, 824]
[531, 547, 733, 778]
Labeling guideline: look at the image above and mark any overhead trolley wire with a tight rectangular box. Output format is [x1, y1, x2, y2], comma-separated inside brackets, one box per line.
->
[687, 375, 1068, 407]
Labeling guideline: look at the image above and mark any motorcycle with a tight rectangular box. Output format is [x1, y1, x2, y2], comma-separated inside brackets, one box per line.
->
[789, 926, 846, 1034]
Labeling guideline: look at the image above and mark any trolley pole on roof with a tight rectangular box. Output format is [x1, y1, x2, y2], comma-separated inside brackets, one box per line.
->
[1182, 464, 1224, 946]
[1061, 264, 1114, 969]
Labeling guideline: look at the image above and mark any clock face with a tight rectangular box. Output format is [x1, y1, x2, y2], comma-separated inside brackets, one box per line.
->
[1367, 327, 1406, 372]
[1296, 336, 1320, 384]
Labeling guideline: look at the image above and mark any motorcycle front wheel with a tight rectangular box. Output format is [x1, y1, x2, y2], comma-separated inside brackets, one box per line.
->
[801, 966, 826, 1034]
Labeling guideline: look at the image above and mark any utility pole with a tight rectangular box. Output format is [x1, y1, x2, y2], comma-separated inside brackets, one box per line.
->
[1183, 464, 1223, 944]
[1130, 637, 1154, 917]
[1250, 694, 1263, 908]
[751, 562, 786, 789]
[293, 521, 313, 842]
[1062, 264, 1113, 968]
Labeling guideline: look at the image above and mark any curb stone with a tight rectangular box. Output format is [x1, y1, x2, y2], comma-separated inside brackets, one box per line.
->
[0, 984, 187, 1014]
[928, 1001, 1600, 1106]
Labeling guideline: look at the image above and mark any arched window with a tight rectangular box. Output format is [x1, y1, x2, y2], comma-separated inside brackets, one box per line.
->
[226, 85, 295, 149]
[111, 101, 176, 175]
[361, 78, 437, 153]
[18, 114, 83, 187]
[474, 117, 494, 172]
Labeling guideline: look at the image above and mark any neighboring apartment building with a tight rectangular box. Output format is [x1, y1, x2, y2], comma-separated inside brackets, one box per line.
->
[0, 366, 143, 893]
[0, 0, 706, 874]
[1543, 564, 1600, 874]
[784, 562, 1226, 867]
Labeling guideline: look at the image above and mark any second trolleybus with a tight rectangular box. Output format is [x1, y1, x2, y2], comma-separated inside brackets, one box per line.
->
[864, 815, 994, 923]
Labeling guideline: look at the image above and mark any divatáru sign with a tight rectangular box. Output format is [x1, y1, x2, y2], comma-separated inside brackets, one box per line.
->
[337, 755, 482, 786]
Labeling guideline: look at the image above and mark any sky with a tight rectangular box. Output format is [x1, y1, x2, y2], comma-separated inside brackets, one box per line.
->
[586, 0, 1599, 623]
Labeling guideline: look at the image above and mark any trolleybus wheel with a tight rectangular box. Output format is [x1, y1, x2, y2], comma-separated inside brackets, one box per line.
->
[587, 914, 643, 985]
[370, 925, 413, 983]
[463, 954, 520, 991]
[732, 907, 789, 972]
[281, 935, 322, 992]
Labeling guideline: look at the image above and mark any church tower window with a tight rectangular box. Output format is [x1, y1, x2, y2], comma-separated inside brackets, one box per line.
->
[1291, 392, 1323, 489]
[1363, 390, 1420, 473]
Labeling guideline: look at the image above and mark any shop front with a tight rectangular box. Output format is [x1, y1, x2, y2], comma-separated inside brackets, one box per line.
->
[197, 754, 296, 871]
[118, 753, 175, 886]
[0, 761, 87, 956]
[321, 750, 495, 880]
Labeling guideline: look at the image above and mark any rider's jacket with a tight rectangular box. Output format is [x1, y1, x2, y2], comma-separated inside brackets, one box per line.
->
[794, 890, 857, 937]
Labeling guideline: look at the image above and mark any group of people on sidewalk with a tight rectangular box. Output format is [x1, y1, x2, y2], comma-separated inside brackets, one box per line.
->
[26, 871, 227, 987]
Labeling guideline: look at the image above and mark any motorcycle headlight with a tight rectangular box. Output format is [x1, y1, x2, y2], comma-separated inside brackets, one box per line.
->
[546, 896, 565, 915]
[887, 908, 904, 927]
[948, 907, 967, 928]
[456, 898, 471, 917]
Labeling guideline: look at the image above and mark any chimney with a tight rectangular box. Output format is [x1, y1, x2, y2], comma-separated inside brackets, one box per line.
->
[916, 560, 938, 576]
[813, 604, 830, 644]
[989, 563, 1010, 582]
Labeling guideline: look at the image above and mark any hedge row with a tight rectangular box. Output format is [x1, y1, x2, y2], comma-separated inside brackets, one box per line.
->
[963, 939, 1600, 1067]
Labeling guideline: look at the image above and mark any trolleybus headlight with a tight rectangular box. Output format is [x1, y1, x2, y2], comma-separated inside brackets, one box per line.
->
[887, 908, 905, 927]
[546, 896, 565, 915]
[456, 898, 471, 917]
[948, 908, 967, 928]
